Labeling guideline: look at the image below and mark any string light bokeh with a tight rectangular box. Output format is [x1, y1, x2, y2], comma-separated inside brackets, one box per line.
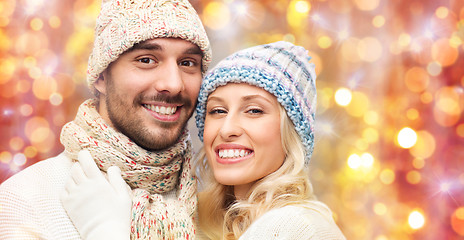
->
[1, 0, 463, 239]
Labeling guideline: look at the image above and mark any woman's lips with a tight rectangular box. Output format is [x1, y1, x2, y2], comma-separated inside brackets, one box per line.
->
[215, 144, 254, 164]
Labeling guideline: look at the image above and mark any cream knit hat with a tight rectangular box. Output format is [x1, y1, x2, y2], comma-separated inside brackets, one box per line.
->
[87, 0, 212, 95]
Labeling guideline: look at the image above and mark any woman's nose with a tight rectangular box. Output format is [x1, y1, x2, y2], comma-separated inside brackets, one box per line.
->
[218, 114, 243, 140]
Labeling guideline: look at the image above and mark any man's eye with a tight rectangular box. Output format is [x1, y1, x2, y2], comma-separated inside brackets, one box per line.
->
[138, 58, 155, 64]
[180, 60, 195, 67]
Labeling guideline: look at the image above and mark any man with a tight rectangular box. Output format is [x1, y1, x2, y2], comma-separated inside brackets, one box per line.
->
[0, 0, 211, 239]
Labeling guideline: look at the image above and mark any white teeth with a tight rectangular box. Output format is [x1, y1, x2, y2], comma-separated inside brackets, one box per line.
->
[144, 104, 177, 115]
[218, 149, 251, 159]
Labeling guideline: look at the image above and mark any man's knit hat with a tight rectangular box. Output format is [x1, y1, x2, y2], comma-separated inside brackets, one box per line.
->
[87, 0, 212, 95]
[195, 41, 317, 164]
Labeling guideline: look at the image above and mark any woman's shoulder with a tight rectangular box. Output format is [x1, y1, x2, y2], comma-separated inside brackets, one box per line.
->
[252, 203, 334, 228]
[239, 202, 346, 240]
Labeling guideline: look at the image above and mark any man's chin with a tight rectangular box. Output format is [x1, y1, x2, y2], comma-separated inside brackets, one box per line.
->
[135, 127, 185, 151]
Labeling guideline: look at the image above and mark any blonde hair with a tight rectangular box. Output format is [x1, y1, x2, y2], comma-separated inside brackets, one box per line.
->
[195, 105, 316, 239]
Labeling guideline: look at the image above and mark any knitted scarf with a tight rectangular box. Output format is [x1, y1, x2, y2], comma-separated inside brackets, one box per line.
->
[60, 99, 197, 239]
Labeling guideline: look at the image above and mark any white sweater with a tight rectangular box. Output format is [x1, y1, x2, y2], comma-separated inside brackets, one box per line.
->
[0, 153, 79, 239]
[0, 154, 345, 239]
[239, 203, 346, 240]
[0, 152, 176, 240]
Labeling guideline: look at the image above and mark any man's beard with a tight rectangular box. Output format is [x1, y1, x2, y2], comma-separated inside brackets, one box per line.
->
[104, 83, 194, 151]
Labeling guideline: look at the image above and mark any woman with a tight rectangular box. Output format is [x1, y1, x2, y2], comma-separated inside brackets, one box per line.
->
[61, 41, 345, 239]
[193, 41, 344, 239]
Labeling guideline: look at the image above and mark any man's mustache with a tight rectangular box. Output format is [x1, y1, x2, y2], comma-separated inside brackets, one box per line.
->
[135, 93, 192, 108]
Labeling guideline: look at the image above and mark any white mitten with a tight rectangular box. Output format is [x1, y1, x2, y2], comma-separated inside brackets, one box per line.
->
[61, 150, 132, 240]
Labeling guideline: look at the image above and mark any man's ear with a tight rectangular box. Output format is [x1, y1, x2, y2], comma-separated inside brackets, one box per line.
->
[94, 72, 107, 95]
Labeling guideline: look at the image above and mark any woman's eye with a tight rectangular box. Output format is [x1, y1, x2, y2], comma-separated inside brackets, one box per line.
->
[138, 58, 155, 64]
[208, 109, 227, 115]
[246, 108, 263, 114]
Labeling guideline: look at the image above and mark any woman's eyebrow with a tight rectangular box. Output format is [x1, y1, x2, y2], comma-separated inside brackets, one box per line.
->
[207, 94, 273, 105]
[242, 94, 273, 104]
[207, 96, 225, 103]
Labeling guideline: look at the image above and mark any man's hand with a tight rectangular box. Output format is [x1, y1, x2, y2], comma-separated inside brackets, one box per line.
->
[61, 150, 132, 240]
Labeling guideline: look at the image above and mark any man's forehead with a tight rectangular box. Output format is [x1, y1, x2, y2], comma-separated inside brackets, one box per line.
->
[127, 38, 202, 56]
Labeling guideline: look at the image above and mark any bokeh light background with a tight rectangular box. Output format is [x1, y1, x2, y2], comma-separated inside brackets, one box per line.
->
[1, 0, 464, 239]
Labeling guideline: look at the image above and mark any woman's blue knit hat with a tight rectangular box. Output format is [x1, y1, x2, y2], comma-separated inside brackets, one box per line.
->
[195, 41, 317, 164]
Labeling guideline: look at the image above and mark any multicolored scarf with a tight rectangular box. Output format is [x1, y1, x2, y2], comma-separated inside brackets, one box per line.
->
[60, 99, 197, 239]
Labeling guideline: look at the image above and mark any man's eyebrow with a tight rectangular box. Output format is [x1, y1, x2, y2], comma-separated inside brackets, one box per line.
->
[126, 41, 203, 58]
[127, 42, 162, 52]
[184, 46, 203, 57]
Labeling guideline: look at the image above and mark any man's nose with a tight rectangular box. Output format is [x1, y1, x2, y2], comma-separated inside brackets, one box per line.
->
[153, 60, 184, 95]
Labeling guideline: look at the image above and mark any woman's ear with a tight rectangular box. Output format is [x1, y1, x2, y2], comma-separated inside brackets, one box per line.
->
[94, 72, 107, 96]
